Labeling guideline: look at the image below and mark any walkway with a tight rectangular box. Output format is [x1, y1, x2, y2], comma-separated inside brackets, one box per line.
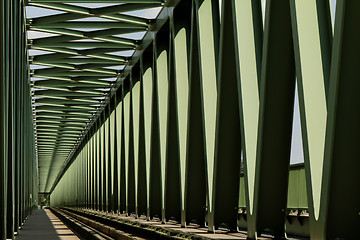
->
[16, 209, 79, 240]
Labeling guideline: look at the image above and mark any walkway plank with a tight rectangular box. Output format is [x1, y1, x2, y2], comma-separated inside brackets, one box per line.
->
[16, 209, 79, 240]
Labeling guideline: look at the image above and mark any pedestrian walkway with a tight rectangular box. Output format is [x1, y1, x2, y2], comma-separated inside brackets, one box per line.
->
[16, 209, 79, 240]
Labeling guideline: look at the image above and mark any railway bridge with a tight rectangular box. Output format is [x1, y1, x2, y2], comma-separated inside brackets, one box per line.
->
[0, 0, 359, 239]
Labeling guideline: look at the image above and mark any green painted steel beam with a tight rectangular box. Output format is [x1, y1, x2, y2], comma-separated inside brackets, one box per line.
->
[37, 146, 76, 149]
[32, 75, 116, 83]
[36, 133, 81, 138]
[31, 46, 79, 55]
[30, 35, 79, 44]
[33, 85, 110, 93]
[36, 127, 85, 132]
[36, 133, 80, 139]
[248, 0, 295, 237]
[36, 127, 84, 132]
[32, 22, 146, 29]
[37, 138, 77, 142]
[30, 3, 91, 14]
[101, 14, 148, 25]
[31, 27, 85, 38]
[30, 12, 148, 26]
[32, 42, 134, 49]
[34, 97, 101, 104]
[78, 48, 127, 57]
[36, 128, 84, 133]
[36, 121, 87, 127]
[30, 13, 84, 25]
[36, 112, 92, 120]
[30, 0, 162, 3]
[75, 63, 123, 71]
[33, 58, 121, 64]
[37, 144, 76, 147]
[32, 62, 76, 70]
[35, 106, 97, 112]
[85, 28, 145, 38]
[36, 141, 77, 145]
[37, 139, 77, 143]
[37, 145, 75, 149]
[36, 123, 88, 128]
[37, 155, 71, 158]
[34, 86, 109, 92]
[35, 133, 80, 138]
[32, 70, 115, 77]
[34, 81, 110, 88]
[31, 33, 135, 46]
[33, 88, 107, 95]
[34, 90, 105, 101]
[31, 26, 143, 40]
[32, 51, 125, 62]
[35, 110, 93, 116]
[31, 46, 126, 63]
[35, 119, 87, 128]
[36, 140, 77, 144]
[69, 76, 117, 82]
[93, 36, 137, 45]
[37, 150, 72, 153]
[90, 3, 161, 15]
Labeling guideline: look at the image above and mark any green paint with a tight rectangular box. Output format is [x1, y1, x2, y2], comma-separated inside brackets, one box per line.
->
[132, 81, 141, 208]
[174, 28, 189, 211]
[143, 68, 153, 207]
[294, 0, 327, 220]
[234, 0, 260, 215]
[198, 0, 217, 213]
[156, 51, 168, 210]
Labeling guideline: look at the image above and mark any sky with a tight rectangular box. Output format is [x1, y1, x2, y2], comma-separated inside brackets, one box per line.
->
[27, 0, 339, 165]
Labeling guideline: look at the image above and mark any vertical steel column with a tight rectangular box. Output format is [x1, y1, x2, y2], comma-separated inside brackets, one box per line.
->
[137, 59, 147, 217]
[184, 0, 207, 227]
[148, 40, 163, 220]
[81, 143, 84, 207]
[107, 103, 113, 212]
[211, 0, 242, 231]
[115, 89, 124, 214]
[171, 0, 193, 226]
[196, 0, 220, 231]
[131, 67, 141, 217]
[125, 78, 135, 215]
[85, 136, 89, 209]
[14, 0, 21, 232]
[20, 19, 25, 224]
[321, 1, 360, 238]
[94, 123, 97, 209]
[92, 128, 96, 210]
[119, 89, 126, 214]
[290, 0, 332, 238]
[141, 51, 153, 219]
[248, 0, 296, 237]
[102, 111, 107, 211]
[86, 135, 92, 209]
[157, 20, 182, 223]
[6, 0, 15, 237]
[0, 0, 8, 238]
[113, 94, 119, 213]
[96, 120, 100, 210]
[88, 135, 92, 209]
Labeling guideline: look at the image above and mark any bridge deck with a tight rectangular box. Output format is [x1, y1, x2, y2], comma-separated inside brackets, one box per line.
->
[87, 209, 307, 240]
[16, 209, 79, 240]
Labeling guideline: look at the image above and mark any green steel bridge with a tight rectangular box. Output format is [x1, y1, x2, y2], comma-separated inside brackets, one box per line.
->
[0, 0, 359, 239]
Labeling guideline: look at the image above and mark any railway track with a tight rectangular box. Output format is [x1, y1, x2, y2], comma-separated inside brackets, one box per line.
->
[50, 207, 207, 240]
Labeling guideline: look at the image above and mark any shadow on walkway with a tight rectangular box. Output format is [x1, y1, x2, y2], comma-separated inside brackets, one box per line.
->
[16, 209, 79, 240]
